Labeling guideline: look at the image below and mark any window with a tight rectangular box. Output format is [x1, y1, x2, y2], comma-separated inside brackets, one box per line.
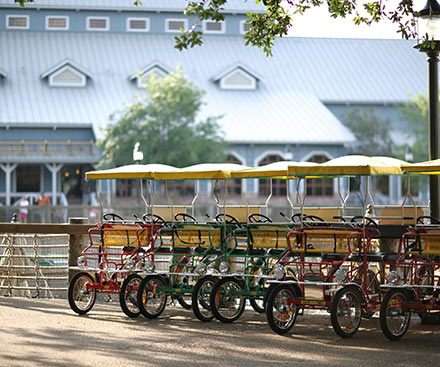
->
[6, 15, 29, 29]
[240, 20, 250, 34]
[127, 17, 149, 32]
[87, 17, 109, 31]
[306, 154, 333, 196]
[259, 155, 285, 197]
[46, 16, 69, 30]
[116, 179, 137, 198]
[16, 165, 40, 192]
[166, 19, 187, 33]
[203, 20, 225, 33]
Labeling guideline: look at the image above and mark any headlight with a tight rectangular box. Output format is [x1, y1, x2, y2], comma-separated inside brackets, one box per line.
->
[273, 264, 285, 280]
[77, 256, 86, 268]
[219, 261, 229, 274]
[144, 259, 155, 273]
[387, 270, 400, 284]
[195, 262, 207, 275]
[207, 263, 216, 274]
[335, 269, 347, 283]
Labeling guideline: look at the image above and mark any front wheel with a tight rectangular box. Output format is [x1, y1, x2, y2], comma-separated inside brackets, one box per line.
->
[330, 286, 362, 338]
[68, 272, 97, 315]
[137, 275, 168, 319]
[266, 284, 300, 335]
[119, 273, 142, 318]
[380, 289, 411, 341]
[210, 277, 246, 323]
[192, 276, 217, 322]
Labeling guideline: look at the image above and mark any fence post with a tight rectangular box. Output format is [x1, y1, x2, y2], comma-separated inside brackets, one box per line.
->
[68, 217, 88, 282]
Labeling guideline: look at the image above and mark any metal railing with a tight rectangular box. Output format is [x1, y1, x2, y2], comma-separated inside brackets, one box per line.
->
[0, 140, 95, 155]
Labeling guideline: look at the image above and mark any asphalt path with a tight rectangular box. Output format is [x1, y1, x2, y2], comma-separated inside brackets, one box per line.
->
[0, 297, 439, 367]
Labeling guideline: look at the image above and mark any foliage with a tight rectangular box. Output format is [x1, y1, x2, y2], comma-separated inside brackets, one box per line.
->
[341, 108, 395, 157]
[16, 0, 428, 57]
[398, 92, 429, 162]
[98, 68, 226, 168]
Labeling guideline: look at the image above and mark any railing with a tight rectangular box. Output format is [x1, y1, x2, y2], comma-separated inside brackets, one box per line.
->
[0, 140, 95, 155]
[0, 220, 94, 299]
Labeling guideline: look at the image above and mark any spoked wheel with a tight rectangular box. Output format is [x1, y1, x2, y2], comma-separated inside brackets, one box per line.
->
[380, 289, 412, 341]
[250, 297, 265, 313]
[119, 273, 142, 318]
[266, 284, 300, 335]
[330, 286, 362, 338]
[137, 275, 168, 319]
[210, 277, 246, 323]
[68, 272, 97, 315]
[174, 274, 195, 310]
[192, 276, 217, 322]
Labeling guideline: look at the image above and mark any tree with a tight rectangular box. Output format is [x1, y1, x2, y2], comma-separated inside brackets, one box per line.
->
[99, 68, 226, 168]
[342, 108, 395, 156]
[16, 0, 428, 57]
[398, 92, 429, 162]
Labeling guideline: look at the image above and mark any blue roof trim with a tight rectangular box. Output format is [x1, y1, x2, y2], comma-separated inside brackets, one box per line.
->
[40, 58, 93, 79]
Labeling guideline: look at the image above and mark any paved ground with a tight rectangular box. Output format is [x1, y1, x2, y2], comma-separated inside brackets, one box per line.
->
[0, 297, 439, 367]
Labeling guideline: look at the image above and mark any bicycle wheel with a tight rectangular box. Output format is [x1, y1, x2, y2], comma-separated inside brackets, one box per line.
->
[210, 277, 246, 323]
[380, 289, 411, 341]
[137, 275, 168, 319]
[68, 272, 97, 315]
[266, 284, 299, 335]
[330, 286, 362, 338]
[192, 276, 217, 322]
[119, 273, 142, 318]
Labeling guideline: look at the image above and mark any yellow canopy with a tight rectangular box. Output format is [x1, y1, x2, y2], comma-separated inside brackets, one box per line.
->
[231, 161, 296, 179]
[152, 163, 250, 180]
[287, 155, 403, 177]
[85, 164, 177, 180]
[402, 159, 440, 174]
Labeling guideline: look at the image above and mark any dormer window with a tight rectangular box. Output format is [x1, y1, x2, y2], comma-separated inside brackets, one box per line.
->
[6, 15, 29, 29]
[46, 16, 69, 30]
[212, 63, 261, 90]
[87, 17, 109, 31]
[166, 19, 187, 33]
[203, 20, 225, 34]
[41, 59, 92, 88]
[129, 62, 171, 88]
[127, 17, 149, 32]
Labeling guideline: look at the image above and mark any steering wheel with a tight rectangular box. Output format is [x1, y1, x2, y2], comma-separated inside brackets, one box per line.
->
[417, 215, 440, 225]
[103, 212, 125, 222]
[291, 213, 303, 223]
[142, 213, 166, 225]
[215, 213, 240, 224]
[351, 215, 378, 228]
[248, 213, 272, 223]
[303, 215, 325, 222]
[174, 213, 197, 223]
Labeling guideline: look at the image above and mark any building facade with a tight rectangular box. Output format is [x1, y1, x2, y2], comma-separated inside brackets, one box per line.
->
[0, 0, 429, 207]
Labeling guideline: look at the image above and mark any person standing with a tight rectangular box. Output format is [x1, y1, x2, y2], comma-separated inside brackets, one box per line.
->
[18, 196, 29, 223]
[37, 193, 51, 223]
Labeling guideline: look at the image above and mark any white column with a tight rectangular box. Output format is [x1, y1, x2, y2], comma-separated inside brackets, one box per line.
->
[45, 163, 62, 205]
[0, 163, 17, 205]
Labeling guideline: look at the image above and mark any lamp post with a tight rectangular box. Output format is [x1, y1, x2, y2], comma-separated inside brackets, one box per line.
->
[133, 142, 144, 207]
[415, 0, 440, 218]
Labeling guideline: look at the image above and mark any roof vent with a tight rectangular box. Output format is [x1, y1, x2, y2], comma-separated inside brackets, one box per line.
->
[212, 63, 261, 90]
[41, 59, 92, 87]
[129, 61, 171, 88]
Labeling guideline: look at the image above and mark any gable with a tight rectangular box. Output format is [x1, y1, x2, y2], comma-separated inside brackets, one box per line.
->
[41, 59, 92, 88]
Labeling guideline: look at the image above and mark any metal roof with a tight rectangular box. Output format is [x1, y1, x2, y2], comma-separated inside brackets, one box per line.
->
[0, 31, 427, 144]
[0, 0, 265, 12]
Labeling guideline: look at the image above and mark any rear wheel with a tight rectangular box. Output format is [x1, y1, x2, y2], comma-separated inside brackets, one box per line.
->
[266, 284, 300, 335]
[137, 275, 168, 319]
[192, 276, 217, 322]
[380, 289, 411, 341]
[210, 277, 246, 323]
[330, 286, 362, 338]
[119, 273, 142, 318]
[68, 272, 97, 315]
